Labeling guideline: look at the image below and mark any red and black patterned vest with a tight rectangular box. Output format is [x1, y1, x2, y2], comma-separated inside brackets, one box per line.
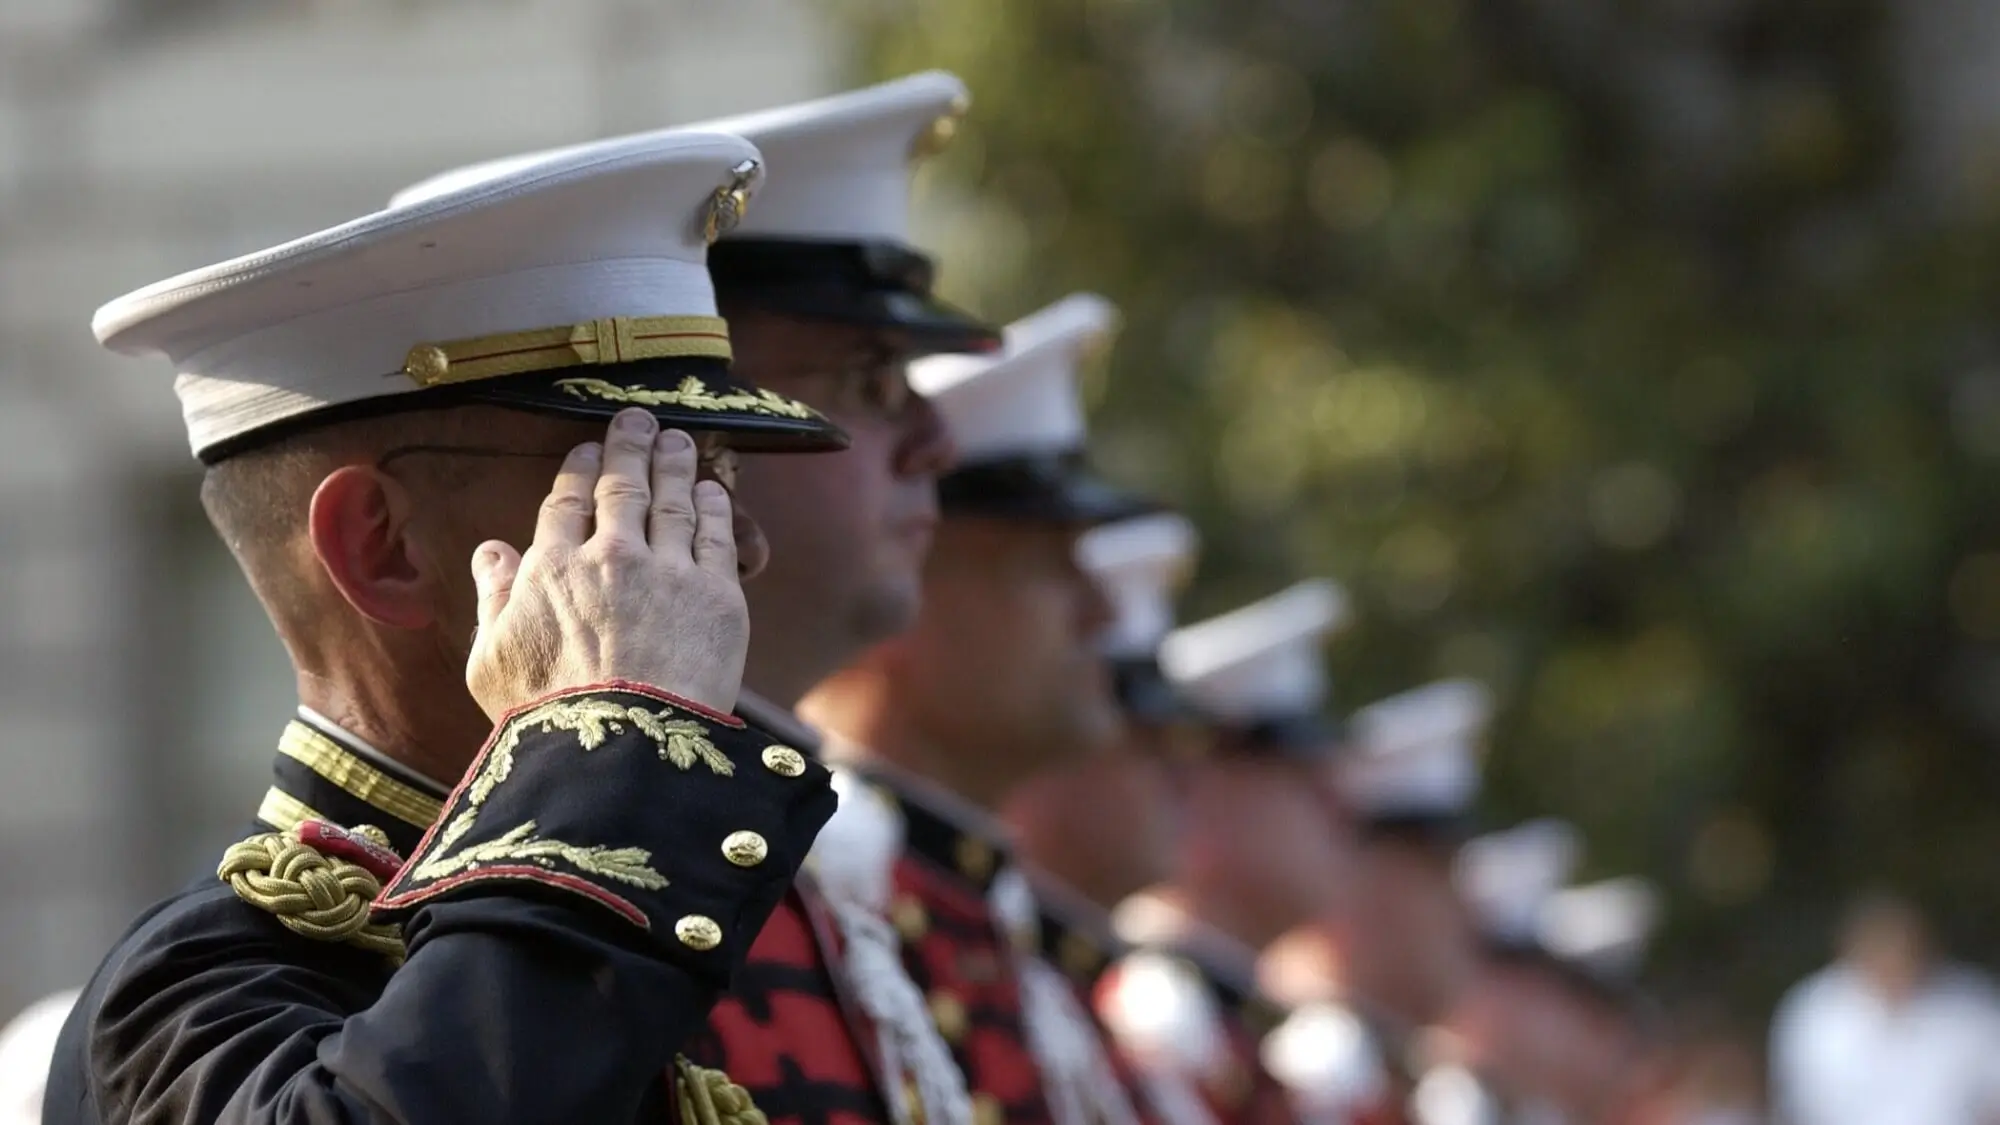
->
[681, 882, 897, 1125]
[847, 762, 1161, 1125]
[1028, 883, 1304, 1125]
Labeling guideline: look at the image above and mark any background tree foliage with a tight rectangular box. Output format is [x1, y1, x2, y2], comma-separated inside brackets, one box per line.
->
[844, 0, 2000, 1022]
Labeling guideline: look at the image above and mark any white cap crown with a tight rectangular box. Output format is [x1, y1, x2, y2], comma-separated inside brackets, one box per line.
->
[1537, 876, 1661, 977]
[393, 71, 970, 246]
[98, 131, 768, 459]
[1159, 580, 1350, 723]
[1076, 513, 1200, 658]
[1455, 818, 1582, 944]
[910, 293, 1117, 463]
[1337, 679, 1493, 819]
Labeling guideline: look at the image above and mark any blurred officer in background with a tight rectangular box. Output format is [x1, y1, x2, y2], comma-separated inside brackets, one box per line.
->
[1769, 891, 2000, 1125]
[803, 294, 1159, 1125]
[1007, 512, 1310, 1125]
[1445, 824, 1671, 1125]
[1262, 680, 1494, 1034]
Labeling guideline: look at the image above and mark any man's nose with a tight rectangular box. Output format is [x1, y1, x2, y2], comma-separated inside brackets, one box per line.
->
[895, 392, 959, 478]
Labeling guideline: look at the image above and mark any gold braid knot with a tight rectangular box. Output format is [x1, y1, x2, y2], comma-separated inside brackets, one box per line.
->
[218, 825, 406, 962]
[676, 1056, 769, 1125]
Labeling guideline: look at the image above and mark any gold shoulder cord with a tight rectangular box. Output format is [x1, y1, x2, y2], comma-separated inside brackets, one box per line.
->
[218, 825, 407, 962]
[221, 825, 769, 1120]
[676, 1056, 769, 1125]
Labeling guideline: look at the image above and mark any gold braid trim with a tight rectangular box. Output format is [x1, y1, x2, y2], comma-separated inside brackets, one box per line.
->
[403, 316, 732, 388]
[676, 1056, 769, 1125]
[218, 825, 406, 962]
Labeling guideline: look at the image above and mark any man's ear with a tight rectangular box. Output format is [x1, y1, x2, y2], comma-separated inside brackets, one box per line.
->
[308, 465, 437, 630]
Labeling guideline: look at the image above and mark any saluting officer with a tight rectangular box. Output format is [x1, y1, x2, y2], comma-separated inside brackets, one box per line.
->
[1007, 511, 1309, 1125]
[46, 133, 843, 1124]
[1140, 583, 1398, 1125]
[1446, 827, 1670, 1125]
[1260, 678, 1495, 1125]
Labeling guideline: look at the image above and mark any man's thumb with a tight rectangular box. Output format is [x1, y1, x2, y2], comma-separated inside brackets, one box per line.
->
[472, 541, 521, 633]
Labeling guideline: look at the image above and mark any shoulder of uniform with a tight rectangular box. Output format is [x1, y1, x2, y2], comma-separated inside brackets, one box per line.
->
[216, 820, 407, 963]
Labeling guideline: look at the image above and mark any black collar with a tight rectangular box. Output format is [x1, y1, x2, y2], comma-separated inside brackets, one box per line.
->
[734, 691, 826, 754]
[255, 716, 446, 858]
[1026, 876, 1129, 989]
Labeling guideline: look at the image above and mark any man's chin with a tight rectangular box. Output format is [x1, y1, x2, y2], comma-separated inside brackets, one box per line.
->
[1034, 707, 1124, 769]
[852, 575, 924, 646]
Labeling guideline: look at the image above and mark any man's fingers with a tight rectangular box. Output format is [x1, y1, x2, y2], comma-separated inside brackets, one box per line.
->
[593, 409, 658, 546]
[646, 429, 700, 553]
[535, 442, 602, 545]
[689, 480, 739, 579]
[472, 540, 522, 633]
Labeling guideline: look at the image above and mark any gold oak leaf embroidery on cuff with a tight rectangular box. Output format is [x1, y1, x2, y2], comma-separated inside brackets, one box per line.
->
[409, 696, 740, 890]
[409, 821, 668, 888]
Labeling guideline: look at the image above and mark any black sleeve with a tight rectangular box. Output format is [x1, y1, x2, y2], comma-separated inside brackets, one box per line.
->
[74, 684, 836, 1125]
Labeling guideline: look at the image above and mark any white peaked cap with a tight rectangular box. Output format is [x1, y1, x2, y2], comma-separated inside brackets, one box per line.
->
[1537, 876, 1662, 978]
[909, 293, 1117, 462]
[1337, 679, 1493, 819]
[1454, 819, 1582, 944]
[97, 131, 782, 460]
[393, 72, 970, 245]
[1076, 512, 1200, 658]
[1158, 580, 1350, 723]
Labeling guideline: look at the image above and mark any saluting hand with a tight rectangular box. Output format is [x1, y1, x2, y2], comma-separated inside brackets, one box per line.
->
[464, 408, 749, 718]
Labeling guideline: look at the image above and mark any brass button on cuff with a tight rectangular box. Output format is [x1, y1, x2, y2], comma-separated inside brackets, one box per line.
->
[676, 914, 723, 951]
[721, 830, 769, 868]
[761, 746, 806, 777]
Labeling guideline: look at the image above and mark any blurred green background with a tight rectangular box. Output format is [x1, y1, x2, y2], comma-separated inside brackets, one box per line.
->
[846, 0, 2000, 1021]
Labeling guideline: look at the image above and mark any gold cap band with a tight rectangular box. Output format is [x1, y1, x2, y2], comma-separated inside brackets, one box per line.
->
[403, 314, 732, 388]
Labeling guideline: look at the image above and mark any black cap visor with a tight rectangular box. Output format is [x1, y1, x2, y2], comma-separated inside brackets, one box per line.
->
[710, 238, 1002, 357]
[1111, 656, 1187, 725]
[1207, 712, 1345, 761]
[940, 452, 1159, 526]
[198, 353, 848, 464]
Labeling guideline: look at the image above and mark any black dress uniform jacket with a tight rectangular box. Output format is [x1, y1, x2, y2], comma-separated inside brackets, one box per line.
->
[43, 683, 837, 1125]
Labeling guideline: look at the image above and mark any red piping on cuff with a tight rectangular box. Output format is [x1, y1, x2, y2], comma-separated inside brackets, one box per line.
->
[377, 864, 651, 929]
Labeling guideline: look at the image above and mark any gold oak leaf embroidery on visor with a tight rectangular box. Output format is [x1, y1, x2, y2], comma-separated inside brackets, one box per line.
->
[555, 375, 824, 421]
[409, 697, 737, 887]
